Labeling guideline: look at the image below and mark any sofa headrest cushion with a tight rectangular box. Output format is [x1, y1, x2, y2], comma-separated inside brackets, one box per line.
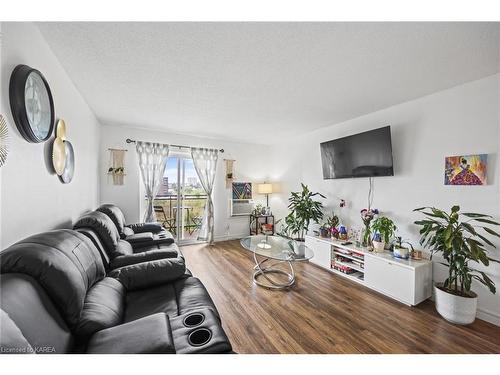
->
[74, 211, 120, 252]
[114, 240, 134, 258]
[0, 230, 106, 328]
[97, 204, 127, 235]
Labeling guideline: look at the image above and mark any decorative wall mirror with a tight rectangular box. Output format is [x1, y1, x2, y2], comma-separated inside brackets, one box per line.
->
[9, 64, 55, 143]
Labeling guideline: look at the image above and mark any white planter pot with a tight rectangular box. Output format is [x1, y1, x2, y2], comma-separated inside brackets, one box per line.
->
[291, 240, 306, 257]
[434, 283, 478, 325]
[393, 246, 410, 259]
[372, 240, 385, 253]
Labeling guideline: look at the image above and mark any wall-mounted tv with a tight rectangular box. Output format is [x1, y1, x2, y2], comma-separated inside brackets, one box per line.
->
[320, 126, 394, 179]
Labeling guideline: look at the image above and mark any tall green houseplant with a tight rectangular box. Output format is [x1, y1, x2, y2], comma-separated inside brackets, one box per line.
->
[414, 205, 499, 324]
[415, 206, 499, 295]
[284, 184, 325, 241]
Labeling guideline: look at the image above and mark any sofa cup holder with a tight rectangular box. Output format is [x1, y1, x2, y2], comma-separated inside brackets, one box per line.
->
[183, 312, 205, 327]
[188, 328, 212, 347]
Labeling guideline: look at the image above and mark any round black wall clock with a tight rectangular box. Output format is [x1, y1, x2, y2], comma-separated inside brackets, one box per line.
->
[9, 64, 55, 143]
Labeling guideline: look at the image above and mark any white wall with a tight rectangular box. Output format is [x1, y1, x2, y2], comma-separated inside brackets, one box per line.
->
[0, 22, 4, 246]
[99, 124, 270, 241]
[0, 23, 101, 248]
[269, 74, 500, 325]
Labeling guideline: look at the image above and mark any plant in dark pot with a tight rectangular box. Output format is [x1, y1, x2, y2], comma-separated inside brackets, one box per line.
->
[371, 216, 397, 252]
[320, 212, 339, 238]
[414, 205, 499, 325]
[319, 223, 330, 238]
[283, 184, 325, 255]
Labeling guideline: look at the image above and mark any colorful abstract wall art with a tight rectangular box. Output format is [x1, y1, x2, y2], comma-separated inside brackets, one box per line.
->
[444, 154, 487, 185]
[232, 182, 252, 199]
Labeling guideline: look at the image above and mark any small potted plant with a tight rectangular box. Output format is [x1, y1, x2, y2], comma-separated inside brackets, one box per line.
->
[319, 224, 330, 238]
[371, 232, 385, 252]
[414, 205, 499, 324]
[320, 212, 339, 238]
[393, 237, 414, 259]
[371, 216, 397, 251]
[108, 166, 125, 185]
[283, 184, 325, 255]
[253, 203, 263, 216]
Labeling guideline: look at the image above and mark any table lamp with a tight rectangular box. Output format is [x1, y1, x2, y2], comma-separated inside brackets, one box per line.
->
[257, 182, 273, 208]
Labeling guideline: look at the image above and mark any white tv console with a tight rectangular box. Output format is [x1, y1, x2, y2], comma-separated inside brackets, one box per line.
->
[305, 235, 432, 306]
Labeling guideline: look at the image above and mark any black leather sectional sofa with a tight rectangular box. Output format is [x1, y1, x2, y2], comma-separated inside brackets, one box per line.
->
[0, 204, 232, 354]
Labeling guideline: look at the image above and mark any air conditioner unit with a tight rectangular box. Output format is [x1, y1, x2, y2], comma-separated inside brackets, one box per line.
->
[231, 199, 254, 216]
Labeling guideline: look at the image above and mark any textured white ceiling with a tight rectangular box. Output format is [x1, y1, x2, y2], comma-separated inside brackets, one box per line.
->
[37, 22, 500, 144]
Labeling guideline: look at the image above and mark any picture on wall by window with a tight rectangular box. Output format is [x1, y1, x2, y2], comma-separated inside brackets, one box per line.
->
[232, 182, 252, 199]
[444, 154, 487, 185]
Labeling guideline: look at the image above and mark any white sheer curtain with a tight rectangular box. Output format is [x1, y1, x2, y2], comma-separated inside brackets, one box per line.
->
[136, 141, 170, 222]
[191, 147, 219, 244]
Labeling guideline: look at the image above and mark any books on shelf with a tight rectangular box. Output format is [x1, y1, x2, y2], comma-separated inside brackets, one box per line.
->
[350, 251, 364, 260]
[260, 223, 274, 234]
[331, 260, 357, 274]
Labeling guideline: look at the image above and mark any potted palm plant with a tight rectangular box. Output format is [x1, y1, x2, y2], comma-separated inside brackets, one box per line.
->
[283, 184, 325, 255]
[371, 216, 397, 252]
[414, 205, 499, 324]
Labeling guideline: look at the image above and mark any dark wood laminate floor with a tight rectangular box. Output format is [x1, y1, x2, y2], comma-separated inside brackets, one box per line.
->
[182, 240, 500, 354]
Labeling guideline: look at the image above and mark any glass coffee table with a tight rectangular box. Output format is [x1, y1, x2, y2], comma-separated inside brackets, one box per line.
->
[240, 235, 314, 289]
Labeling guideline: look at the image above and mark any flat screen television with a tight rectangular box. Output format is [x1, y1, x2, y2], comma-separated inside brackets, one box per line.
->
[320, 126, 394, 179]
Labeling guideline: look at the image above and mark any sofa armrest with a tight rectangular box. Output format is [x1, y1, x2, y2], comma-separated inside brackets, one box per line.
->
[108, 257, 187, 290]
[86, 313, 175, 354]
[125, 232, 154, 243]
[128, 238, 176, 252]
[110, 249, 175, 269]
[127, 222, 163, 234]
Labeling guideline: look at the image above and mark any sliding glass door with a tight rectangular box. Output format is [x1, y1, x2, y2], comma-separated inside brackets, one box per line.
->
[152, 152, 207, 244]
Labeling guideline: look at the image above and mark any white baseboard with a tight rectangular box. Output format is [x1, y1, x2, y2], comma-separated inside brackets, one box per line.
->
[476, 307, 500, 326]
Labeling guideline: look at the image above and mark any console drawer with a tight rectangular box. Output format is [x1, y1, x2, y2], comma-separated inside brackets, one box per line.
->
[364, 255, 414, 305]
[305, 237, 331, 269]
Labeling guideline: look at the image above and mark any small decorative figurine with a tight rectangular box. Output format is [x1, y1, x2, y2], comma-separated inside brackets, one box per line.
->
[339, 226, 348, 240]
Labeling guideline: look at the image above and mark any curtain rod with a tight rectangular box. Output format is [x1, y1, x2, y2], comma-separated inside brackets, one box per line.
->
[126, 138, 224, 153]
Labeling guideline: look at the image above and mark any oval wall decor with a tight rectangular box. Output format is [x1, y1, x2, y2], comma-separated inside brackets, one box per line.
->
[60, 140, 75, 184]
[56, 119, 67, 140]
[9, 64, 55, 143]
[52, 137, 66, 175]
[0, 115, 9, 167]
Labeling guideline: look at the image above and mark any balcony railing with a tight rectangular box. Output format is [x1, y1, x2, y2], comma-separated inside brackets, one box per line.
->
[152, 194, 207, 238]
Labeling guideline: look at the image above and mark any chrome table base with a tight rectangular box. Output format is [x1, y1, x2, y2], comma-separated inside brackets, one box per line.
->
[252, 251, 296, 289]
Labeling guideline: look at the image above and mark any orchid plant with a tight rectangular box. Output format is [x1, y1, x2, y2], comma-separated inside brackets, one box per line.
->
[360, 208, 379, 247]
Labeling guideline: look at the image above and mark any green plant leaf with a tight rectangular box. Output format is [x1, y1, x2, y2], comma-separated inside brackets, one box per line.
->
[431, 208, 449, 219]
[473, 272, 496, 294]
[475, 233, 496, 247]
[413, 207, 429, 212]
[462, 213, 493, 218]
[475, 218, 500, 226]
[460, 222, 477, 235]
[483, 227, 500, 238]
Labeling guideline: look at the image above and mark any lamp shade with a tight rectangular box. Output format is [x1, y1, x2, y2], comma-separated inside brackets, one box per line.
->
[257, 183, 273, 194]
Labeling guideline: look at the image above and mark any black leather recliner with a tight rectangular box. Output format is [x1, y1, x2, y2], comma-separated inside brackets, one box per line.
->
[0, 229, 231, 354]
[96, 204, 174, 249]
[74, 211, 182, 270]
